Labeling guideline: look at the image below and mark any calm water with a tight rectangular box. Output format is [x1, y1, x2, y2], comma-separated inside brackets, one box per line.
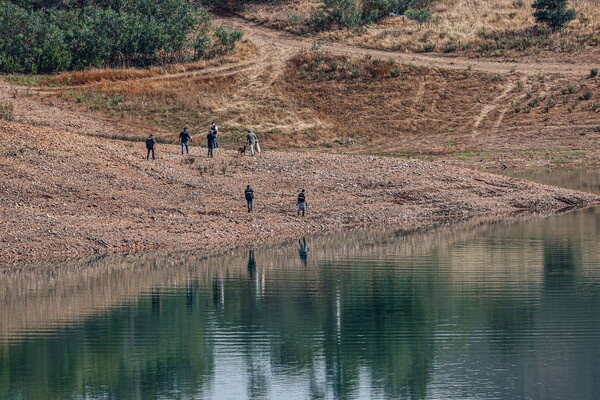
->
[1, 173, 599, 400]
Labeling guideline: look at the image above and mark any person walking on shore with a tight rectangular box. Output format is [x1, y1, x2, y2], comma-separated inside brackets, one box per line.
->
[207, 129, 216, 158]
[210, 122, 219, 149]
[245, 185, 254, 212]
[297, 189, 307, 217]
[145, 134, 156, 160]
[179, 127, 191, 155]
[246, 129, 258, 156]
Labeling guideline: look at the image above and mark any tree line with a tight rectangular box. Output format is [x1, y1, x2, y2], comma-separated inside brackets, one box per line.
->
[0, 0, 243, 73]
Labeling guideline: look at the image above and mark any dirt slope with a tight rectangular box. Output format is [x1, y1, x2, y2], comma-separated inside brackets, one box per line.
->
[1, 119, 598, 263]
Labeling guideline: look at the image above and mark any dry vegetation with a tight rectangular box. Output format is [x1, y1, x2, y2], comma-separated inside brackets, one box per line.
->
[38, 38, 324, 146]
[50, 39, 258, 86]
[282, 52, 600, 158]
[241, 0, 600, 58]
[240, 0, 321, 34]
[4, 12, 600, 169]
[34, 48, 599, 166]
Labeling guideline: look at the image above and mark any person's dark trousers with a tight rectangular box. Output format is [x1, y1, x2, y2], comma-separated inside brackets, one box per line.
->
[147, 148, 155, 159]
[181, 142, 189, 154]
[247, 200, 252, 212]
[208, 145, 214, 157]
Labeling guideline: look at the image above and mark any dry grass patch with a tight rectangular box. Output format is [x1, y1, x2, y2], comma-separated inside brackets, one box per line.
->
[0, 100, 14, 120]
[50, 38, 258, 86]
[241, 0, 600, 57]
[32, 41, 600, 158]
[282, 51, 505, 150]
[291, 51, 398, 79]
[324, 0, 600, 55]
[505, 73, 600, 126]
[239, 0, 321, 34]
[49, 39, 318, 146]
[281, 51, 600, 153]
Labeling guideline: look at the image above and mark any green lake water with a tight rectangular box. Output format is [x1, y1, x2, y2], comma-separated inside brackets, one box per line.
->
[1, 170, 599, 399]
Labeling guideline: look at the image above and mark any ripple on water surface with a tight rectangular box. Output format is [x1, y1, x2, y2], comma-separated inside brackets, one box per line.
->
[1, 207, 600, 399]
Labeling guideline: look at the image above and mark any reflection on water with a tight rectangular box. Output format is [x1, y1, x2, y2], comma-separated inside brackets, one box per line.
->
[1, 207, 599, 400]
[503, 168, 600, 194]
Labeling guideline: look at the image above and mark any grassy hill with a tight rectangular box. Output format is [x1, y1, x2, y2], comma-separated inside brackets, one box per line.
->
[239, 0, 599, 58]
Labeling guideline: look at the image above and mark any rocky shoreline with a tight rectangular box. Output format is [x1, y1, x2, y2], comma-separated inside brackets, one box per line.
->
[1, 120, 599, 264]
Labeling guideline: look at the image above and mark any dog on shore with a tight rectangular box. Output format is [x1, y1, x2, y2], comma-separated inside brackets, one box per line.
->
[238, 144, 247, 156]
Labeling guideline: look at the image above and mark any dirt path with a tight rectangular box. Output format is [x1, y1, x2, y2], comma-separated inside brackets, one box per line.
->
[220, 14, 598, 77]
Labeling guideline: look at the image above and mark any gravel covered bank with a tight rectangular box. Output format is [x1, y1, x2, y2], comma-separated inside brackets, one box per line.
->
[1, 120, 599, 263]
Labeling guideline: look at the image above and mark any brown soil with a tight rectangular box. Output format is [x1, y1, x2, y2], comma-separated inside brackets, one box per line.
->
[1, 119, 598, 264]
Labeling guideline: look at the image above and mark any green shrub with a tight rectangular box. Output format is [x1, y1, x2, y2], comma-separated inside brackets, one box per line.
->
[405, 8, 432, 23]
[563, 84, 576, 94]
[590, 68, 599, 78]
[312, 0, 362, 30]
[313, 0, 436, 29]
[579, 91, 592, 101]
[421, 43, 435, 52]
[211, 24, 244, 56]
[527, 95, 543, 108]
[532, 0, 576, 31]
[0, 0, 239, 73]
[362, 0, 420, 23]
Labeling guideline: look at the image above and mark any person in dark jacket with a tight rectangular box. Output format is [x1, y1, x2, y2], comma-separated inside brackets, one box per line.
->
[207, 130, 216, 157]
[297, 189, 307, 217]
[145, 134, 156, 160]
[179, 127, 191, 155]
[245, 185, 254, 212]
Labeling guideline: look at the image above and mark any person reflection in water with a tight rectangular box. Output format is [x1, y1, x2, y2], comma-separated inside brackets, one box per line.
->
[247, 249, 256, 279]
[186, 282, 194, 310]
[299, 238, 308, 267]
[151, 287, 160, 313]
[212, 277, 224, 309]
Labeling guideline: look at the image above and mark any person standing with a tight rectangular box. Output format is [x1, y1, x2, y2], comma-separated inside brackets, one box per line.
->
[207, 129, 216, 157]
[246, 129, 258, 156]
[245, 185, 254, 212]
[145, 134, 156, 160]
[210, 122, 219, 149]
[179, 127, 191, 155]
[297, 189, 307, 217]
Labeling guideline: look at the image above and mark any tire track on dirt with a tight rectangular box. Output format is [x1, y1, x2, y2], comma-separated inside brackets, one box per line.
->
[472, 81, 515, 133]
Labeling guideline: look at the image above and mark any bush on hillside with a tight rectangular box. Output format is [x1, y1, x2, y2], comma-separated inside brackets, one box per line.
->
[0, 0, 243, 73]
[212, 24, 245, 56]
[312, 0, 362, 30]
[312, 0, 437, 30]
[532, 0, 576, 31]
[405, 8, 433, 23]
